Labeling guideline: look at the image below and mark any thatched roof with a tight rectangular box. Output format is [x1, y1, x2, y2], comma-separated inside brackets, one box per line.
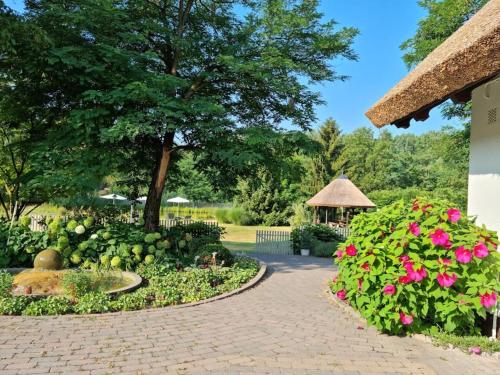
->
[366, 0, 500, 128]
[306, 175, 376, 208]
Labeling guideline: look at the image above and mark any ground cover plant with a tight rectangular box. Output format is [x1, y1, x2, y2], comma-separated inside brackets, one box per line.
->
[0, 257, 259, 316]
[331, 198, 500, 336]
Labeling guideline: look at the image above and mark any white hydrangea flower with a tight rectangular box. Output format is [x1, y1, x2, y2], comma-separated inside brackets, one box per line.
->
[75, 225, 86, 235]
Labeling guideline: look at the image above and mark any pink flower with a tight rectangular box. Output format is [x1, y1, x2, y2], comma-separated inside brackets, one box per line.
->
[408, 222, 421, 237]
[455, 246, 472, 264]
[403, 261, 414, 272]
[332, 275, 337, 283]
[361, 262, 370, 271]
[469, 347, 482, 355]
[399, 254, 410, 263]
[408, 267, 427, 282]
[412, 200, 420, 211]
[447, 208, 461, 223]
[429, 229, 450, 247]
[346, 244, 357, 256]
[473, 242, 489, 258]
[399, 312, 413, 325]
[358, 278, 363, 290]
[399, 275, 412, 284]
[480, 292, 497, 308]
[444, 240, 453, 249]
[336, 289, 346, 300]
[383, 285, 396, 295]
[439, 258, 452, 266]
[436, 272, 457, 288]
[335, 250, 343, 259]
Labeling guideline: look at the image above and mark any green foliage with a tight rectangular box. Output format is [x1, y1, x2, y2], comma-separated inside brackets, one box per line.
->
[74, 292, 112, 314]
[288, 203, 313, 227]
[195, 243, 235, 267]
[23, 296, 73, 316]
[1, 0, 357, 229]
[429, 331, 500, 354]
[215, 208, 231, 224]
[0, 271, 13, 297]
[331, 198, 500, 335]
[368, 187, 467, 211]
[400, 0, 488, 69]
[0, 296, 31, 315]
[291, 224, 342, 254]
[311, 239, 338, 258]
[0, 256, 259, 315]
[61, 271, 94, 299]
[227, 207, 254, 226]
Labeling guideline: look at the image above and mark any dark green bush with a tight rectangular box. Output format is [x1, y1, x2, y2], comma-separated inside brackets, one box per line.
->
[311, 239, 338, 257]
[291, 224, 342, 254]
[0, 272, 13, 297]
[195, 243, 234, 266]
[215, 208, 231, 224]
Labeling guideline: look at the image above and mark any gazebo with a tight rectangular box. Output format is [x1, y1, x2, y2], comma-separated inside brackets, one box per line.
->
[306, 175, 376, 226]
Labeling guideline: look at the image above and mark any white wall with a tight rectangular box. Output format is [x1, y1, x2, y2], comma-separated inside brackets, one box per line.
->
[468, 75, 500, 234]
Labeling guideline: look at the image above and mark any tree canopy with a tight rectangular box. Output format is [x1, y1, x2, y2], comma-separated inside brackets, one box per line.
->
[0, 0, 358, 228]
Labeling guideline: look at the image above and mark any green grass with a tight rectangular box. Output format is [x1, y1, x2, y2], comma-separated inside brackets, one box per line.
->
[221, 224, 290, 243]
[221, 224, 291, 253]
[430, 332, 500, 354]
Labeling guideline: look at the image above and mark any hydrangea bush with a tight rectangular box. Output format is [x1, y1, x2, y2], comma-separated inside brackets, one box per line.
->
[331, 198, 500, 335]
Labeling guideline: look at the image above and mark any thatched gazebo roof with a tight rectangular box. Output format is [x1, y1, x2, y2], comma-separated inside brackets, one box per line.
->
[306, 175, 376, 208]
[366, 0, 500, 128]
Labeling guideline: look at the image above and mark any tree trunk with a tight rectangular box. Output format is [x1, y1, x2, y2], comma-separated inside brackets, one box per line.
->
[143, 133, 175, 231]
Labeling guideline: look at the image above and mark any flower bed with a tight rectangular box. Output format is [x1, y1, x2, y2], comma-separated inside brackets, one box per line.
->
[0, 257, 260, 315]
[330, 198, 500, 336]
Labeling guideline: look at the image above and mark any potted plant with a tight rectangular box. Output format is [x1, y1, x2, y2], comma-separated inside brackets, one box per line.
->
[300, 231, 313, 256]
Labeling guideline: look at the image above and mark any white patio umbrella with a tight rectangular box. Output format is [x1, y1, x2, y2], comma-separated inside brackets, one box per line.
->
[136, 196, 148, 203]
[167, 196, 190, 217]
[100, 193, 128, 205]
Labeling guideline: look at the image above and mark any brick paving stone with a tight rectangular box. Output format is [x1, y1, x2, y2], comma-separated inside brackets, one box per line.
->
[1, 255, 499, 374]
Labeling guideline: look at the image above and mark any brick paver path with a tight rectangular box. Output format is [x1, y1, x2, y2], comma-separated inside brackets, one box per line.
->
[0, 255, 498, 374]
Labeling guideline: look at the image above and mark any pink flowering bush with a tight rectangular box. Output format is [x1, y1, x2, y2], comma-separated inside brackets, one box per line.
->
[330, 198, 500, 335]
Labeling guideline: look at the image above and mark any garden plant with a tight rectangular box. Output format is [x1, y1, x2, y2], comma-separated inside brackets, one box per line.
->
[331, 198, 500, 336]
[0, 216, 260, 316]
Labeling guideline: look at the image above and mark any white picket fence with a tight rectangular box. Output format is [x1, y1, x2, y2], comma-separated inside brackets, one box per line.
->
[332, 226, 350, 240]
[28, 214, 218, 232]
[255, 230, 293, 255]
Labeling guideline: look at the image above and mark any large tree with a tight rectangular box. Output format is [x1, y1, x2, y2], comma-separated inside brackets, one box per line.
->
[8, 0, 358, 229]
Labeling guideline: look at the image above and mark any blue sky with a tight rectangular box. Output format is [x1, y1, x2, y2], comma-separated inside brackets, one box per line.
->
[4, 0, 459, 136]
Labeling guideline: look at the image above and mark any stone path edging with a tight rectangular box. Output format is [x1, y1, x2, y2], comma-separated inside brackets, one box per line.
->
[175, 260, 267, 309]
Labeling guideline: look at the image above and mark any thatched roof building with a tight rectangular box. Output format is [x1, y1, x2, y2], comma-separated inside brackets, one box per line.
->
[366, 0, 500, 128]
[306, 175, 375, 208]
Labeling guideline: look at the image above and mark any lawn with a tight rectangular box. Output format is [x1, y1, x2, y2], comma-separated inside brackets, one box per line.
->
[221, 224, 291, 253]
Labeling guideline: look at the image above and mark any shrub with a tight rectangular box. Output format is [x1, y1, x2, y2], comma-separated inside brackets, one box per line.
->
[62, 271, 94, 299]
[195, 243, 234, 266]
[331, 198, 500, 335]
[0, 296, 31, 315]
[215, 208, 231, 223]
[288, 203, 312, 227]
[74, 292, 112, 314]
[291, 224, 342, 254]
[311, 239, 338, 257]
[228, 207, 254, 226]
[0, 272, 13, 297]
[23, 296, 73, 316]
